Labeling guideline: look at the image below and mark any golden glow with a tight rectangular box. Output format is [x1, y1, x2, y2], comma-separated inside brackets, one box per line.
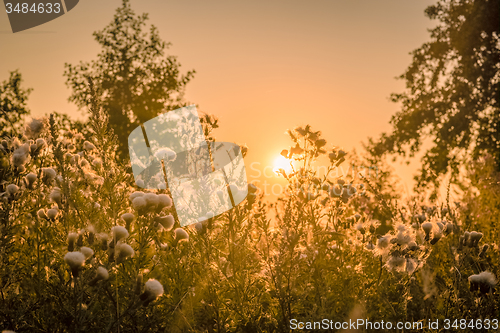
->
[273, 155, 293, 175]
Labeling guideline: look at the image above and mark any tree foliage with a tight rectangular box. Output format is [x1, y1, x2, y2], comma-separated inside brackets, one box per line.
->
[368, 0, 500, 195]
[0, 70, 32, 139]
[64, 0, 195, 158]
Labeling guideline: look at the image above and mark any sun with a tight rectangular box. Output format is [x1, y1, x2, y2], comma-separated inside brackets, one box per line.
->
[273, 155, 293, 174]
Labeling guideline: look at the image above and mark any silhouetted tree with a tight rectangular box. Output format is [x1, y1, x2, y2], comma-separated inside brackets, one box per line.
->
[0, 70, 31, 138]
[368, 0, 500, 197]
[64, 0, 195, 158]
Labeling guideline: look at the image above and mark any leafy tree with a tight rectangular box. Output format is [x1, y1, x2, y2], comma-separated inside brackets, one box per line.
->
[64, 0, 195, 158]
[0, 70, 32, 138]
[368, 0, 500, 196]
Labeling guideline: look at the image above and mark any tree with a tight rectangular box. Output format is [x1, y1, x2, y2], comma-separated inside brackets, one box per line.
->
[0, 70, 32, 138]
[368, 0, 500, 196]
[64, 0, 195, 158]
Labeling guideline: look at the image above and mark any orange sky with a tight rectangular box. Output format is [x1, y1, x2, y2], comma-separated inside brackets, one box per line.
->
[0, 0, 437, 198]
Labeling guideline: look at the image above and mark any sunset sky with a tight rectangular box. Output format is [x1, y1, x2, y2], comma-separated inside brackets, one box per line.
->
[0, 0, 437, 198]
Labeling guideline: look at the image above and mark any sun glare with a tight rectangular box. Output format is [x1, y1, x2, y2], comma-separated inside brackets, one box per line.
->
[273, 155, 293, 174]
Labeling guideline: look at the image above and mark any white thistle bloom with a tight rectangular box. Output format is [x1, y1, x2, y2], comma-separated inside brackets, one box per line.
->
[83, 141, 96, 151]
[12, 143, 31, 167]
[37, 209, 47, 219]
[469, 231, 483, 247]
[46, 208, 59, 220]
[132, 197, 147, 212]
[80, 247, 94, 259]
[155, 215, 175, 231]
[64, 251, 86, 277]
[129, 191, 144, 202]
[421, 222, 433, 234]
[469, 271, 497, 294]
[174, 228, 189, 243]
[144, 193, 159, 210]
[121, 213, 135, 224]
[89, 266, 109, 286]
[386, 255, 406, 272]
[157, 194, 172, 210]
[49, 187, 62, 205]
[6, 184, 19, 196]
[42, 168, 57, 184]
[111, 226, 129, 242]
[140, 279, 164, 306]
[26, 172, 37, 188]
[25, 118, 46, 138]
[115, 242, 134, 264]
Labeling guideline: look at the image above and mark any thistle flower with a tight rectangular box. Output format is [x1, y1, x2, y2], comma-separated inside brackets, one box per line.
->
[42, 168, 57, 184]
[386, 255, 406, 272]
[88, 266, 109, 286]
[174, 228, 189, 245]
[25, 118, 46, 138]
[115, 242, 134, 264]
[421, 222, 433, 241]
[67, 232, 78, 251]
[144, 193, 159, 210]
[140, 279, 164, 306]
[36, 138, 46, 149]
[129, 191, 144, 202]
[121, 213, 135, 230]
[157, 194, 172, 210]
[469, 231, 483, 248]
[407, 241, 419, 251]
[132, 197, 147, 212]
[376, 235, 390, 249]
[37, 209, 47, 220]
[25, 172, 37, 189]
[394, 230, 412, 246]
[469, 271, 497, 294]
[46, 208, 59, 220]
[49, 187, 62, 206]
[155, 215, 175, 231]
[111, 226, 129, 242]
[80, 247, 94, 259]
[6, 184, 18, 197]
[83, 141, 96, 151]
[64, 251, 86, 278]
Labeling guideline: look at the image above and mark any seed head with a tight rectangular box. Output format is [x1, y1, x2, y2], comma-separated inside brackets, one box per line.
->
[83, 141, 96, 151]
[115, 243, 134, 264]
[80, 247, 94, 259]
[157, 194, 172, 210]
[155, 215, 175, 231]
[64, 251, 85, 278]
[111, 226, 129, 242]
[140, 279, 164, 306]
